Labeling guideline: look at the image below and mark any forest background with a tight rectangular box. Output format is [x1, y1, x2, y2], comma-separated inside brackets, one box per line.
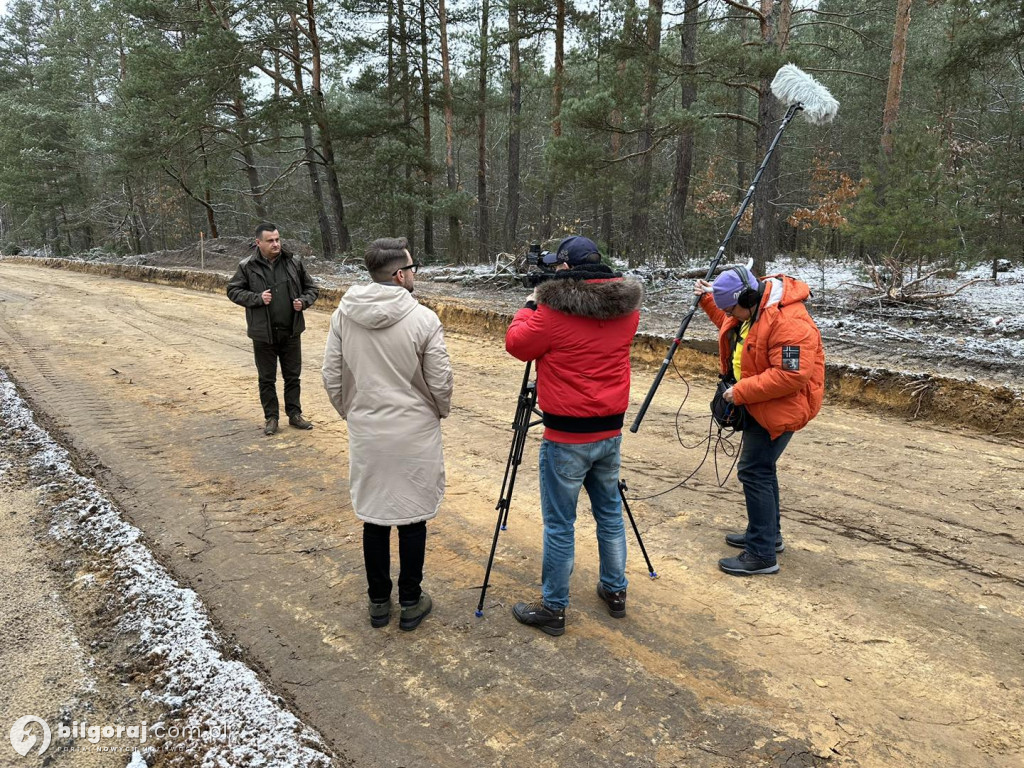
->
[0, 0, 1022, 282]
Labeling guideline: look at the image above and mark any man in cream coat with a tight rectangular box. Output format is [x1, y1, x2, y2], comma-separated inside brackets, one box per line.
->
[322, 237, 453, 631]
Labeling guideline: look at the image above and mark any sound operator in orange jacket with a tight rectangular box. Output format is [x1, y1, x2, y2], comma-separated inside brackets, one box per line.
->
[695, 266, 825, 576]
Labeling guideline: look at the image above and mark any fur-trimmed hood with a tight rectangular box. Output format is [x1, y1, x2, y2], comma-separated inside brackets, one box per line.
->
[534, 266, 644, 320]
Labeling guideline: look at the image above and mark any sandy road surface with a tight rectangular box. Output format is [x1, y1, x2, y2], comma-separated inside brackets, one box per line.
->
[0, 486, 147, 768]
[1, 263, 1022, 768]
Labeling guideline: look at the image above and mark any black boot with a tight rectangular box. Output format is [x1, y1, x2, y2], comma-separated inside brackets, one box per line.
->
[512, 600, 565, 636]
[596, 584, 626, 618]
[399, 592, 432, 631]
[719, 551, 779, 576]
[725, 532, 784, 552]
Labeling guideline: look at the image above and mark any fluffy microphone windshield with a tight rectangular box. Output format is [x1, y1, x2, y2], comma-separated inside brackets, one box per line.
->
[770, 64, 840, 126]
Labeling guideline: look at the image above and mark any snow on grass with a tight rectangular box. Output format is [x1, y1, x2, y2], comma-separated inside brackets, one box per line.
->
[775, 255, 1024, 328]
[0, 371, 334, 768]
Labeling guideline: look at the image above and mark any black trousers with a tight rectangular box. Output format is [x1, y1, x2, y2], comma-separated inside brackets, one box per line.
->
[252, 334, 302, 419]
[362, 521, 426, 605]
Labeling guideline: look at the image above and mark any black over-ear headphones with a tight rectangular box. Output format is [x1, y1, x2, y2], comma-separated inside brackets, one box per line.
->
[732, 266, 761, 309]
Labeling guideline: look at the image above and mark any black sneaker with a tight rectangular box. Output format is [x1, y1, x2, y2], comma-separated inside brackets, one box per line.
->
[725, 532, 785, 553]
[719, 551, 779, 576]
[264, 417, 279, 435]
[288, 413, 313, 430]
[596, 584, 626, 618]
[399, 592, 432, 631]
[512, 600, 565, 636]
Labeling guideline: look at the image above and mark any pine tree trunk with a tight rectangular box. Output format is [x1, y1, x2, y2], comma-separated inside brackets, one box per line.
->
[602, 110, 620, 255]
[419, 0, 435, 255]
[232, 94, 268, 221]
[540, 0, 565, 241]
[385, 0, 398, 236]
[735, 17, 749, 207]
[310, 102, 351, 253]
[123, 178, 140, 254]
[477, 0, 490, 263]
[397, 0, 416, 250]
[197, 0, 266, 222]
[504, 0, 522, 251]
[438, 0, 463, 262]
[668, 0, 698, 260]
[750, 0, 790, 276]
[305, 0, 351, 252]
[603, 11, 634, 258]
[627, 0, 664, 267]
[881, 0, 913, 157]
[751, 87, 780, 276]
[299, 117, 334, 256]
[198, 135, 219, 239]
[135, 186, 152, 253]
[290, 15, 334, 257]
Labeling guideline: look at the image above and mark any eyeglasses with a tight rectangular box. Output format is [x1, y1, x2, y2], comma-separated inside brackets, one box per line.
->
[392, 262, 419, 276]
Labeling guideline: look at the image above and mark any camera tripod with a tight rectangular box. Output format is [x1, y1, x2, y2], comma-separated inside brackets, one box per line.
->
[475, 361, 658, 617]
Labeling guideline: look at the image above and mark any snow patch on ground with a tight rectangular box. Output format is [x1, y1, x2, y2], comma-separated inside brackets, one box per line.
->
[779, 258, 1024, 382]
[0, 371, 334, 768]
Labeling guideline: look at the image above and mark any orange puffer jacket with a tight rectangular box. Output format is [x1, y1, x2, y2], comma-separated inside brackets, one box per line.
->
[699, 274, 825, 439]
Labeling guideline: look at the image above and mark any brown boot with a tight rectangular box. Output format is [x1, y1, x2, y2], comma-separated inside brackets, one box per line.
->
[288, 413, 313, 430]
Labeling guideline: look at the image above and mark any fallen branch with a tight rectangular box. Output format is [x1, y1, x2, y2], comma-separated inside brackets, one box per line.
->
[903, 277, 991, 302]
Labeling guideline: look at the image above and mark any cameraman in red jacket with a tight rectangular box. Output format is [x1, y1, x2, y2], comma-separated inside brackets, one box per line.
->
[695, 266, 825, 575]
[505, 236, 643, 636]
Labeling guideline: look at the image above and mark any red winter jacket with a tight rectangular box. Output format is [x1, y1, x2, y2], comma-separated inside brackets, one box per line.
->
[700, 274, 825, 439]
[506, 267, 643, 443]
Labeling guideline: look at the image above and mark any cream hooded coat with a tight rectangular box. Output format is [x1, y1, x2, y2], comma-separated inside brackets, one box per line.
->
[321, 282, 453, 526]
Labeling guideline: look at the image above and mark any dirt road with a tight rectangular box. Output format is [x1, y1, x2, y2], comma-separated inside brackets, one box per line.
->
[0, 485, 148, 768]
[1, 263, 1021, 768]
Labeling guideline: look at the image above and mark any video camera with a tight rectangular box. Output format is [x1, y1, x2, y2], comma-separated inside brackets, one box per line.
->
[520, 243, 562, 288]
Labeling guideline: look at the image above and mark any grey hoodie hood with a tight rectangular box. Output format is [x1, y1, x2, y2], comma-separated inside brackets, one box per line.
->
[340, 281, 420, 329]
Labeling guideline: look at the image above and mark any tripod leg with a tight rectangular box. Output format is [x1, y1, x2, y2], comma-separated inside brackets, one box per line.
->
[477, 418, 529, 616]
[476, 363, 538, 616]
[619, 480, 658, 579]
[476, 503, 508, 617]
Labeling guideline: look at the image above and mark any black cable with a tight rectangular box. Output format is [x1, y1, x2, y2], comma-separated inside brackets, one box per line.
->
[621, 357, 744, 502]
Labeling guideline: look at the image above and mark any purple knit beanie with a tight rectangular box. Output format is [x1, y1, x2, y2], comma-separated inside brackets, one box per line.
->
[712, 268, 759, 310]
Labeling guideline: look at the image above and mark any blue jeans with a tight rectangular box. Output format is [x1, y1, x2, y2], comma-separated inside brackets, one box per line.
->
[538, 436, 628, 610]
[736, 414, 793, 560]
